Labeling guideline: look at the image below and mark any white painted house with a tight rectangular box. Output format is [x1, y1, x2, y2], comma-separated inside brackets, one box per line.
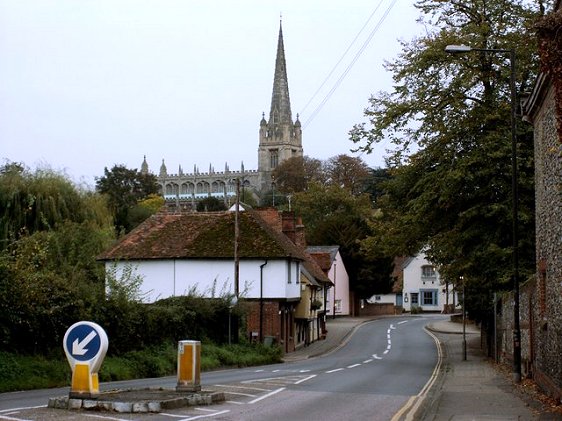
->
[402, 252, 457, 313]
[98, 208, 331, 353]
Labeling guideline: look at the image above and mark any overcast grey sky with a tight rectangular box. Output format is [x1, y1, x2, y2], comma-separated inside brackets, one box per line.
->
[0, 1, 423, 187]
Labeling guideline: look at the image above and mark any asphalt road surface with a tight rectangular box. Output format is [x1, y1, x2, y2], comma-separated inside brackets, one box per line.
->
[0, 315, 442, 421]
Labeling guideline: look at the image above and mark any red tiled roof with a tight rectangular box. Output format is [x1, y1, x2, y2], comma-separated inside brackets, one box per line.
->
[308, 252, 332, 273]
[98, 210, 307, 261]
[302, 253, 332, 285]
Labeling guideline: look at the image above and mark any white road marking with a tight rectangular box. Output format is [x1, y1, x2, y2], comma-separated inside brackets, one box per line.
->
[0, 415, 33, 421]
[222, 391, 257, 397]
[390, 324, 396, 329]
[373, 354, 382, 359]
[383, 349, 390, 354]
[299, 369, 311, 373]
[83, 414, 133, 420]
[294, 374, 316, 384]
[326, 368, 345, 373]
[174, 409, 231, 420]
[213, 384, 271, 391]
[248, 387, 285, 404]
[363, 359, 373, 363]
[0, 407, 45, 414]
[398, 320, 408, 324]
[347, 364, 361, 368]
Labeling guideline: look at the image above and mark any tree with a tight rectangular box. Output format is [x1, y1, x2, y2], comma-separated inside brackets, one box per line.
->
[271, 156, 326, 194]
[0, 165, 114, 352]
[350, 0, 540, 320]
[292, 183, 393, 299]
[196, 196, 227, 212]
[96, 165, 159, 233]
[325, 155, 370, 195]
[0, 163, 90, 249]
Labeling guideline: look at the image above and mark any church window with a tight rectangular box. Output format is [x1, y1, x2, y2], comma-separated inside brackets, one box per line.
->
[270, 149, 279, 169]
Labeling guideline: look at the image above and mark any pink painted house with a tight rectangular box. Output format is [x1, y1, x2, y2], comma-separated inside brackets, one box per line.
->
[308, 246, 350, 317]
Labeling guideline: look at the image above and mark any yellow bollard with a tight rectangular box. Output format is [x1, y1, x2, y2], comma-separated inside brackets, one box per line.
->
[176, 340, 201, 392]
[70, 363, 96, 398]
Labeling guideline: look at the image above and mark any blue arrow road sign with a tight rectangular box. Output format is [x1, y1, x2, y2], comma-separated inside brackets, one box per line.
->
[65, 323, 102, 362]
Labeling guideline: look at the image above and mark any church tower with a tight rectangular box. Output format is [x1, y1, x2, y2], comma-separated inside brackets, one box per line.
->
[258, 22, 303, 191]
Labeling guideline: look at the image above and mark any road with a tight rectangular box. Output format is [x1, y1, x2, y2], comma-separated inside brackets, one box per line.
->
[0, 315, 442, 421]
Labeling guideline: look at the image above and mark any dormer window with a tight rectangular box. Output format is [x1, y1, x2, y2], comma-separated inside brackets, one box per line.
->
[421, 265, 436, 281]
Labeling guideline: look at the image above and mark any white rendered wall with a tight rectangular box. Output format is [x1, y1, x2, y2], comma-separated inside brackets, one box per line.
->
[325, 251, 350, 317]
[402, 253, 456, 312]
[106, 259, 301, 303]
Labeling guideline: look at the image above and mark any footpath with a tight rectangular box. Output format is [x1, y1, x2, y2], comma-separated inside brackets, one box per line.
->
[283, 315, 562, 420]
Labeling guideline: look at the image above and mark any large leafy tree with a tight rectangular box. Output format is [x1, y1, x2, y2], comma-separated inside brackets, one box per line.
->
[293, 183, 393, 299]
[350, 0, 541, 319]
[271, 156, 326, 194]
[0, 164, 114, 352]
[325, 154, 370, 196]
[0, 163, 89, 249]
[96, 165, 159, 233]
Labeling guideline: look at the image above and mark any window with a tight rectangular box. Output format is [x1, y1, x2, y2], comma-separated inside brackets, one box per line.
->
[270, 149, 279, 169]
[335, 299, 342, 313]
[410, 293, 419, 305]
[421, 290, 438, 306]
[422, 265, 436, 278]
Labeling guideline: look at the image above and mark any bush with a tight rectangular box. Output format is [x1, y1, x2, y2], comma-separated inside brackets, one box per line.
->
[0, 352, 69, 392]
[410, 305, 423, 314]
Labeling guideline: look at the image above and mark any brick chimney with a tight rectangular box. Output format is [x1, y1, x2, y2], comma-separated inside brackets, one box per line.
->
[281, 211, 306, 248]
[255, 208, 282, 232]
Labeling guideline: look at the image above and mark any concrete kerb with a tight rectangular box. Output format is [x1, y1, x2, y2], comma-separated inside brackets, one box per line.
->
[48, 388, 225, 413]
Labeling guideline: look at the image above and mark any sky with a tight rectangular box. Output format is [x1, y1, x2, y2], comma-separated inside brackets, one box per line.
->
[0, 0, 424, 188]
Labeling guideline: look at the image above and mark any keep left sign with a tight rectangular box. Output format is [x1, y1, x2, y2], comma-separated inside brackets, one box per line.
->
[63, 321, 108, 373]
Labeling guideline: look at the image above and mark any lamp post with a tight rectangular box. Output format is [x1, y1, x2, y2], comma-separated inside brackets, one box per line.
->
[460, 276, 467, 361]
[445, 44, 520, 382]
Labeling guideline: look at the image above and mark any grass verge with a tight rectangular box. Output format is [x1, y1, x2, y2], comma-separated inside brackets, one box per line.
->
[0, 343, 283, 393]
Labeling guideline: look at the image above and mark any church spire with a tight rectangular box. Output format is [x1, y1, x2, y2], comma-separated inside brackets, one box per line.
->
[269, 21, 292, 125]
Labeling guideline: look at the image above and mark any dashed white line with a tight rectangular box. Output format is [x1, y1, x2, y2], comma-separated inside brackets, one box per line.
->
[326, 368, 345, 373]
[363, 359, 373, 363]
[347, 364, 361, 369]
[383, 350, 390, 354]
[398, 320, 408, 325]
[373, 354, 382, 359]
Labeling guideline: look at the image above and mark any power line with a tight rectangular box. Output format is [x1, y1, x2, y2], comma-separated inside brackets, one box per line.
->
[302, 0, 398, 129]
[300, 0, 387, 116]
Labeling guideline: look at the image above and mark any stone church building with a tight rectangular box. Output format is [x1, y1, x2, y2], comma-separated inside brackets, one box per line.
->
[141, 23, 303, 206]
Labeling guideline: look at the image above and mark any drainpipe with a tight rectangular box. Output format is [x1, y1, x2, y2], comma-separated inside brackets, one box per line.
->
[259, 260, 268, 343]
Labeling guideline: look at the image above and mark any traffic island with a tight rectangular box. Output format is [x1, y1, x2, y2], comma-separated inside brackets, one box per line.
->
[48, 388, 225, 413]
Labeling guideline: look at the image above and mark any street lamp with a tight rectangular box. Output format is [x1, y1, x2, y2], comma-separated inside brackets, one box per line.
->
[445, 44, 521, 382]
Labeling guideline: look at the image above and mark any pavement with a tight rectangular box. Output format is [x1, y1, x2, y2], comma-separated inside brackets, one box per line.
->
[283, 315, 562, 421]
